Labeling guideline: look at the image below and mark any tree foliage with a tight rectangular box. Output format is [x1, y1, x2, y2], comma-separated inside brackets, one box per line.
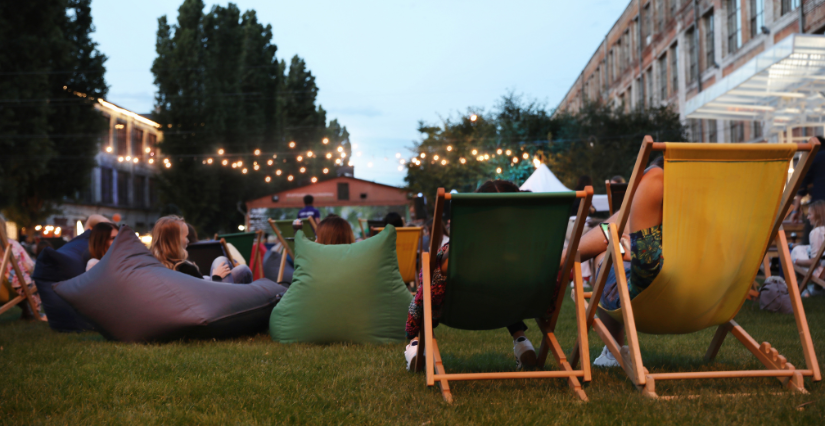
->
[153, 0, 348, 234]
[0, 0, 107, 227]
[406, 95, 685, 201]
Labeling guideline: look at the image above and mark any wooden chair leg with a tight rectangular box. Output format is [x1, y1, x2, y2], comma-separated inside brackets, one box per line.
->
[728, 321, 808, 393]
[572, 256, 591, 382]
[704, 322, 734, 363]
[277, 247, 287, 283]
[431, 339, 453, 403]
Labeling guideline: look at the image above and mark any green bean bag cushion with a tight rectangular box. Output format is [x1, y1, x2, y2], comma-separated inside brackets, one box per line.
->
[270, 226, 411, 343]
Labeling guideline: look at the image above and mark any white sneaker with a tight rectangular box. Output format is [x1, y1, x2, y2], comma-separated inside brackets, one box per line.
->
[405, 340, 420, 371]
[513, 336, 537, 370]
[593, 345, 621, 368]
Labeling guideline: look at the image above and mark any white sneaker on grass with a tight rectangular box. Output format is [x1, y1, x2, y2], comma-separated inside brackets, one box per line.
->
[405, 340, 420, 371]
[513, 336, 537, 370]
[593, 345, 621, 367]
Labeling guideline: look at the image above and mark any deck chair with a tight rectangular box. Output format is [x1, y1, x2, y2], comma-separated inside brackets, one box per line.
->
[267, 218, 317, 282]
[0, 225, 39, 318]
[373, 226, 423, 289]
[793, 236, 825, 292]
[571, 136, 822, 398]
[216, 232, 258, 264]
[186, 241, 227, 276]
[605, 181, 628, 215]
[414, 187, 594, 402]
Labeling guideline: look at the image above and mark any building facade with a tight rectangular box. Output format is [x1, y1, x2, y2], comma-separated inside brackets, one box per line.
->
[555, 0, 825, 143]
[46, 99, 164, 238]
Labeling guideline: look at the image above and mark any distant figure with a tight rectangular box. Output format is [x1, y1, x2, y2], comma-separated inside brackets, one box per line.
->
[186, 223, 199, 246]
[383, 212, 404, 228]
[85, 214, 111, 231]
[86, 222, 119, 271]
[316, 216, 355, 245]
[610, 175, 626, 184]
[791, 200, 825, 297]
[298, 195, 321, 222]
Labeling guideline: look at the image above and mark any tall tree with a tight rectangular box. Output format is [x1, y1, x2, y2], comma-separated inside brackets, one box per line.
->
[0, 0, 107, 228]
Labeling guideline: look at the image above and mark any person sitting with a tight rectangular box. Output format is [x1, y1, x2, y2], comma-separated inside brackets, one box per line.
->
[315, 216, 355, 245]
[86, 222, 119, 271]
[610, 175, 627, 184]
[383, 212, 405, 228]
[0, 216, 44, 320]
[405, 180, 537, 371]
[150, 215, 252, 284]
[791, 200, 825, 297]
[298, 195, 321, 222]
[566, 156, 664, 367]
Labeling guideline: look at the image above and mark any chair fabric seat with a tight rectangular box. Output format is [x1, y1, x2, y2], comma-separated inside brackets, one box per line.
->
[607, 143, 795, 334]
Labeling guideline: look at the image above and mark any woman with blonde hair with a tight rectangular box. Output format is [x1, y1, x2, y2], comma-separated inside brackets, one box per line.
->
[791, 200, 825, 296]
[150, 215, 252, 284]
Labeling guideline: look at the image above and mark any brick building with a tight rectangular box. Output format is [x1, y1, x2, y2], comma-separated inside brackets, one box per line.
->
[555, 0, 825, 143]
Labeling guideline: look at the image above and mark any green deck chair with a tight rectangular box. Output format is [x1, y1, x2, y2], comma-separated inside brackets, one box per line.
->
[215, 232, 258, 265]
[414, 187, 594, 403]
[267, 218, 317, 281]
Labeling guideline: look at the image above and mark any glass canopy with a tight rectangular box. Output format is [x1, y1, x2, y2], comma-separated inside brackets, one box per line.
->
[685, 34, 825, 133]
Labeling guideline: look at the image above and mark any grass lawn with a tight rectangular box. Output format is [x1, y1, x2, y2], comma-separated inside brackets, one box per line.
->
[1, 287, 824, 425]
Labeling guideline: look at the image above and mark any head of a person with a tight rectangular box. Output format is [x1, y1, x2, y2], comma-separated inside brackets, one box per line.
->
[186, 223, 199, 245]
[650, 155, 665, 169]
[316, 216, 354, 245]
[574, 175, 593, 191]
[85, 214, 111, 231]
[303, 194, 314, 206]
[89, 222, 119, 260]
[807, 200, 825, 227]
[476, 179, 520, 194]
[35, 240, 52, 256]
[150, 215, 189, 269]
[610, 175, 626, 184]
[383, 212, 404, 228]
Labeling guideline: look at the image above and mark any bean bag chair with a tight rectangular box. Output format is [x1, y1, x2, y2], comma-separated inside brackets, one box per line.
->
[270, 226, 412, 343]
[263, 248, 293, 284]
[32, 247, 96, 332]
[54, 226, 287, 342]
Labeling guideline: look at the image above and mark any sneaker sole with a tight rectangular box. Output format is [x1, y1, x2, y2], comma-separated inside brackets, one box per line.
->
[518, 350, 537, 370]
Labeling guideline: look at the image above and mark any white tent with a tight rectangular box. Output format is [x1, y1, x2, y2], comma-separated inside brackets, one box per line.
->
[519, 164, 570, 193]
[520, 164, 609, 212]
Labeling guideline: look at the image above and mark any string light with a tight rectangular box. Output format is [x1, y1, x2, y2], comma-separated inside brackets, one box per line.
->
[322, 138, 329, 144]
[441, 159, 447, 165]
[218, 149, 225, 155]
[297, 155, 303, 162]
[165, 162, 171, 168]
[323, 168, 329, 174]
[145, 147, 151, 153]
[496, 149, 503, 155]
[300, 167, 306, 173]
[396, 153, 401, 158]
[307, 151, 314, 157]
[484, 154, 489, 160]
[222, 159, 228, 166]
[253, 164, 260, 171]
[471, 149, 478, 155]
[287, 175, 294, 181]
[420, 153, 426, 158]
[337, 146, 344, 153]
[459, 158, 466, 164]
[276, 169, 282, 176]
[118, 156, 124, 162]
[207, 158, 213, 164]
[273, 154, 278, 159]
[433, 155, 439, 161]
[447, 146, 453, 151]
[326, 153, 333, 159]
[242, 168, 248, 174]
[512, 157, 519, 163]
[267, 159, 273, 166]
[496, 167, 502, 174]
[341, 152, 347, 158]
[522, 152, 529, 159]
[149, 158, 154, 164]
[289, 141, 296, 148]
[126, 156, 132, 161]
[265, 176, 271, 182]
[106, 146, 113, 153]
[398, 166, 403, 171]
[132, 157, 139, 164]
[254, 149, 261, 156]
[477, 156, 484, 161]
[311, 177, 318, 183]
[505, 149, 511, 155]
[470, 114, 478, 122]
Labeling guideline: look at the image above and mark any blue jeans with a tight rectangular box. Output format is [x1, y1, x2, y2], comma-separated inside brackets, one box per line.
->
[210, 256, 253, 284]
[598, 261, 632, 311]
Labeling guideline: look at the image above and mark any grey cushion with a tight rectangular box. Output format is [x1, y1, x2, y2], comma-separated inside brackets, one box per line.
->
[263, 249, 293, 284]
[54, 226, 286, 342]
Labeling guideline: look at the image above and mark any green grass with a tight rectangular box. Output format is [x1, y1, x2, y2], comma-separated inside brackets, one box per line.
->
[1, 289, 825, 425]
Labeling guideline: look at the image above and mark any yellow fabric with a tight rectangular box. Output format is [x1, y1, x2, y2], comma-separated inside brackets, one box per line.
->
[608, 143, 795, 334]
[378, 227, 422, 283]
[0, 278, 11, 304]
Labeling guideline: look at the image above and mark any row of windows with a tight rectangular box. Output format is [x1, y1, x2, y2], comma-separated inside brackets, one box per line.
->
[99, 167, 156, 208]
[100, 113, 158, 157]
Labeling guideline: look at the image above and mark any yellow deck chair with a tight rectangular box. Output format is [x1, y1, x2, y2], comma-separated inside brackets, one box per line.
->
[372, 227, 423, 288]
[572, 136, 822, 398]
[0, 225, 39, 318]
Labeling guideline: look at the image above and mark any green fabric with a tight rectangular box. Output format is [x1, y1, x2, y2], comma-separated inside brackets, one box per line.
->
[216, 232, 257, 264]
[441, 192, 576, 330]
[269, 226, 412, 343]
[273, 219, 316, 253]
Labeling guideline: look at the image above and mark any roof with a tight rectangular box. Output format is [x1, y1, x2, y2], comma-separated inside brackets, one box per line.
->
[685, 34, 825, 131]
[246, 176, 409, 209]
[519, 164, 571, 193]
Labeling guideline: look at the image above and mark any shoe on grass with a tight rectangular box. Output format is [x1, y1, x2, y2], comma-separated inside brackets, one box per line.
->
[513, 336, 537, 370]
[405, 340, 420, 371]
[593, 345, 621, 368]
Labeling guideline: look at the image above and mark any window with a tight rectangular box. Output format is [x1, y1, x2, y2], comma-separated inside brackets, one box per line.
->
[749, 0, 763, 39]
[730, 121, 745, 142]
[669, 0, 679, 19]
[101, 167, 113, 204]
[117, 171, 130, 206]
[100, 113, 111, 152]
[687, 28, 697, 84]
[689, 119, 703, 142]
[146, 133, 156, 153]
[670, 44, 679, 95]
[643, 3, 652, 46]
[658, 56, 668, 101]
[704, 11, 715, 71]
[337, 182, 350, 200]
[656, 0, 665, 33]
[149, 178, 158, 207]
[782, 0, 800, 16]
[132, 128, 144, 157]
[707, 119, 718, 142]
[623, 31, 631, 72]
[727, 0, 742, 54]
[753, 121, 763, 140]
[115, 120, 127, 155]
[134, 175, 146, 208]
[646, 68, 654, 107]
[608, 49, 614, 83]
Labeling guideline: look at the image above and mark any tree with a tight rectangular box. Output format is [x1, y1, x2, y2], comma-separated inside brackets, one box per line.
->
[0, 0, 107, 228]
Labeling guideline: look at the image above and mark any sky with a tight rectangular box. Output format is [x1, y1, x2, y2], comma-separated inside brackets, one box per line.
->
[92, 0, 629, 186]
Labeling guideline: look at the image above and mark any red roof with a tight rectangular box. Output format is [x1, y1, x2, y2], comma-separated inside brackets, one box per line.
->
[246, 176, 410, 209]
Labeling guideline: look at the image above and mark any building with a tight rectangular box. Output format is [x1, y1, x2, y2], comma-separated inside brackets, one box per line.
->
[45, 98, 164, 238]
[555, 0, 825, 143]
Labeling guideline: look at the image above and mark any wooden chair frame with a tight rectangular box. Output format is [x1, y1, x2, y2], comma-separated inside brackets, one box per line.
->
[265, 218, 317, 283]
[793, 232, 825, 292]
[373, 226, 424, 290]
[414, 187, 595, 403]
[570, 136, 822, 398]
[0, 225, 39, 318]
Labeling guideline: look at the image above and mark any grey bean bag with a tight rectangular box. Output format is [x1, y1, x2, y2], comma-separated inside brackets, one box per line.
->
[54, 226, 286, 342]
[263, 248, 293, 284]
